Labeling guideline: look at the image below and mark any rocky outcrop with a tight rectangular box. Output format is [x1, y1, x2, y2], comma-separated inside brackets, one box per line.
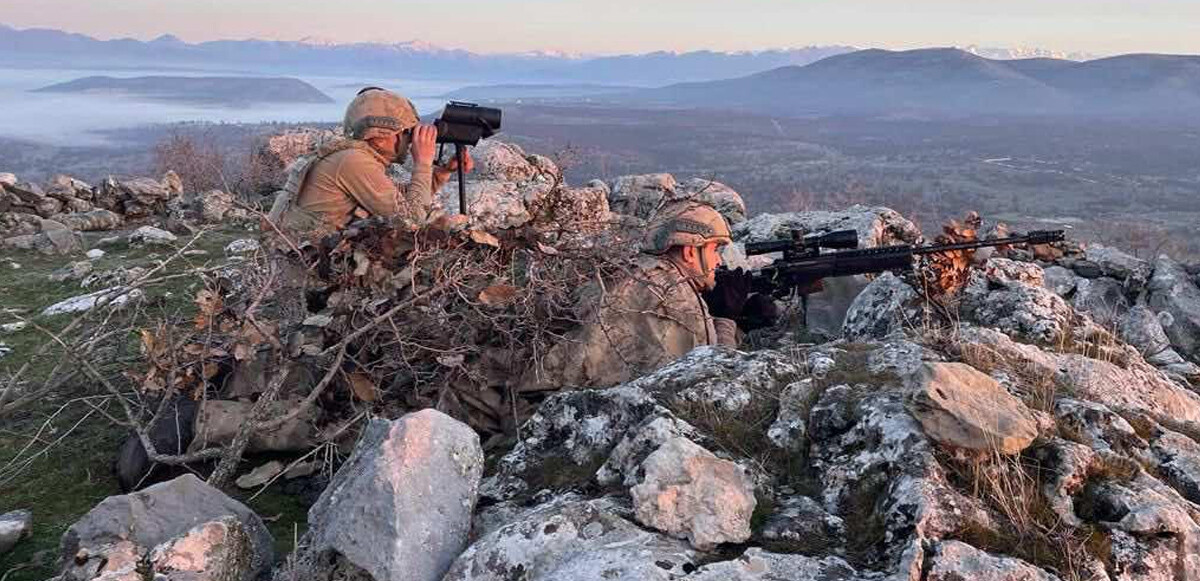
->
[444, 497, 697, 581]
[1148, 256, 1200, 364]
[56, 474, 273, 581]
[733, 204, 922, 249]
[295, 410, 483, 581]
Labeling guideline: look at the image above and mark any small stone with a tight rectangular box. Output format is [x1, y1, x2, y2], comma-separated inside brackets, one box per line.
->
[42, 287, 143, 316]
[0, 322, 27, 333]
[96, 236, 122, 247]
[0, 343, 11, 360]
[224, 238, 260, 255]
[630, 437, 756, 550]
[128, 225, 178, 246]
[284, 461, 319, 480]
[907, 362, 1039, 455]
[183, 249, 209, 257]
[47, 260, 93, 283]
[235, 461, 285, 489]
[1072, 259, 1103, 279]
[86, 248, 106, 260]
[7, 262, 19, 269]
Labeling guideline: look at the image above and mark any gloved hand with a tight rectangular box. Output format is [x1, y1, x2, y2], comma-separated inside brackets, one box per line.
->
[703, 267, 750, 319]
[740, 293, 781, 331]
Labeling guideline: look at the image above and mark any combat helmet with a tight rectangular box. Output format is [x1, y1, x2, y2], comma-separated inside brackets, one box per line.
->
[343, 87, 420, 140]
[643, 202, 732, 254]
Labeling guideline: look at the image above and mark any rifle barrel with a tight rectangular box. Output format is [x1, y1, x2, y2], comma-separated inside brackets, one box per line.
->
[910, 230, 1064, 256]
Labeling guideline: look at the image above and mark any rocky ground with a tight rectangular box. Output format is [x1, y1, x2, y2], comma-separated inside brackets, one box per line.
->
[3, 134, 1200, 581]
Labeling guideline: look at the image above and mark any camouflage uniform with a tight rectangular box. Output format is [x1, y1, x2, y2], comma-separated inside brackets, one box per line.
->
[520, 203, 739, 391]
[267, 88, 434, 238]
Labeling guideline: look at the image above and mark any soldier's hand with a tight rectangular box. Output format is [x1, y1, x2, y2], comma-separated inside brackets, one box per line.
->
[703, 267, 750, 319]
[410, 124, 438, 167]
[740, 293, 781, 331]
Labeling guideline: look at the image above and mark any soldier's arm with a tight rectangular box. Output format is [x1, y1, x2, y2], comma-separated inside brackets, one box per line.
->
[334, 151, 432, 221]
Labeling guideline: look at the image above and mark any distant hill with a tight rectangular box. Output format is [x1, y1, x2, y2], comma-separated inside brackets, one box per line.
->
[626, 48, 1200, 120]
[33, 75, 334, 106]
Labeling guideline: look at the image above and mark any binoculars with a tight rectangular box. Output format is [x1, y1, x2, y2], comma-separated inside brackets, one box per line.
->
[435, 101, 502, 146]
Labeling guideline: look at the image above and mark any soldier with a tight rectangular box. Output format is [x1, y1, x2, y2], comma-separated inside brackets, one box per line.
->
[519, 202, 774, 392]
[268, 87, 474, 236]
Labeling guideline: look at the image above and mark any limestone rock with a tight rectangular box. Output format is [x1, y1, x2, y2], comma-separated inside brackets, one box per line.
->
[198, 189, 250, 223]
[42, 287, 143, 316]
[481, 386, 662, 502]
[684, 549, 862, 580]
[48, 260, 93, 283]
[1149, 429, 1200, 505]
[0, 509, 32, 556]
[224, 238, 260, 255]
[632, 346, 803, 413]
[1120, 305, 1174, 359]
[959, 325, 1200, 425]
[595, 415, 700, 487]
[630, 437, 756, 550]
[755, 495, 846, 552]
[86, 249, 105, 260]
[128, 225, 178, 246]
[766, 378, 818, 452]
[926, 540, 1061, 581]
[57, 474, 273, 581]
[733, 205, 923, 249]
[961, 273, 1084, 345]
[299, 410, 483, 581]
[1073, 276, 1130, 328]
[608, 173, 678, 220]
[1053, 398, 1150, 460]
[1147, 256, 1200, 363]
[1086, 244, 1152, 285]
[146, 516, 257, 581]
[443, 497, 696, 581]
[908, 362, 1038, 454]
[191, 399, 316, 453]
[842, 272, 923, 340]
[677, 177, 747, 224]
[4, 180, 47, 204]
[983, 258, 1045, 287]
[235, 461, 284, 490]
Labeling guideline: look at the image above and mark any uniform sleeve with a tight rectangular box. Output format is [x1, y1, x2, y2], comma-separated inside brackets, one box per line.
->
[333, 152, 403, 217]
[334, 152, 436, 222]
[711, 317, 740, 348]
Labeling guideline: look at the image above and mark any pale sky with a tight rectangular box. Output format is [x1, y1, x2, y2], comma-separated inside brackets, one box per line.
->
[1, 0, 1198, 56]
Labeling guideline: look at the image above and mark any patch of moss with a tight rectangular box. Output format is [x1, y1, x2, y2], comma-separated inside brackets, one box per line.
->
[839, 471, 889, 569]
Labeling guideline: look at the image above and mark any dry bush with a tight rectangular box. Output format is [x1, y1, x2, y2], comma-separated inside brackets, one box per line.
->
[153, 130, 232, 194]
[943, 450, 1110, 581]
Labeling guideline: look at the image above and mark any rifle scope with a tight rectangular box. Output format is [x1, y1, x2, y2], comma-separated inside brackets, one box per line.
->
[745, 229, 859, 256]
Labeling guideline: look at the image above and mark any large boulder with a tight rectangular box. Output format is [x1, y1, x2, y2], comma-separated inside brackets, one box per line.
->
[443, 497, 697, 581]
[630, 437, 756, 550]
[56, 474, 273, 581]
[1147, 256, 1200, 363]
[1072, 277, 1130, 328]
[297, 409, 484, 581]
[0, 510, 32, 556]
[684, 549, 863, 581]
[908, 362, 1039, 454]
[1085, 244, 1153, 287]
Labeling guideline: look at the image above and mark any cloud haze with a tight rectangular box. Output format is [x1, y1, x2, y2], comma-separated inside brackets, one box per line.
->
[1, 0, 1198, 55]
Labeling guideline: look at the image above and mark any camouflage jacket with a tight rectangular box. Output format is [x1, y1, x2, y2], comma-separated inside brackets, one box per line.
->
[520, 254, 738, 391]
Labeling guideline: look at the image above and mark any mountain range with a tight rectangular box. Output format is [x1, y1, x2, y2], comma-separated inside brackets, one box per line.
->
[624, 48, 1200, 120]
[0, 24, 854, 84]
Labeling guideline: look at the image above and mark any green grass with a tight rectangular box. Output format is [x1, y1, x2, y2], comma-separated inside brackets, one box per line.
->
[0, 223, 284, 580]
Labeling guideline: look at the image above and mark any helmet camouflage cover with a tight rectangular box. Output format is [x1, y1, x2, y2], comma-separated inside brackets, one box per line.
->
[343, 88, 420, 141]
[643, 202, 733, 254]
